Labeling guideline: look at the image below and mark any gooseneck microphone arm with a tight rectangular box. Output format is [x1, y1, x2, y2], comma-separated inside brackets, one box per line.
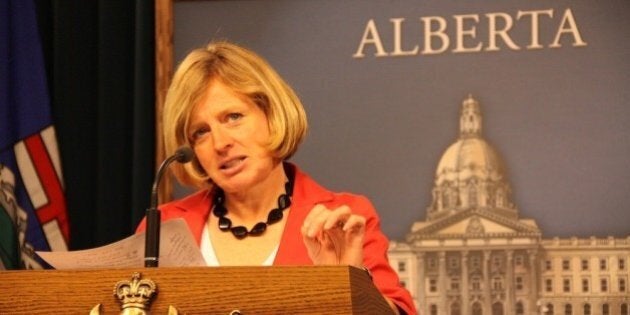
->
[144, 146, 194, 267]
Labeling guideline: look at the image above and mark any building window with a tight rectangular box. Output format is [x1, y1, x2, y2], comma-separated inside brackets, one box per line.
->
[472, 277, 481, 290]
[471, 256, 481, 269]
[546, 304, 554, 315]
[545, 259, 552, 271]
[562, 259, 570, 271]
[451, 302, 461, 315]
[563, 278, 571, 293]
[515, 255, 523, 266]
[545, 279, 553, 292]
[584, 303, 591, 315]
[430, 304, 438, 315]
[472, 302, 483, 315]
[621, 303, 628, 315]
[602, 303, 609, 315]
[493, 256, 502, 269]
[620, 258, 626, 271]
[620, 278, 627, 292]
[492, 302, 504, 315]
[496, 189, 505, 207]
[400, 280, 406, 288]
[600, 258, 608, 271]
[493, 277, 503, 290]
[449, 256, 459, 268]
[581, 259, 589, 271]
[565, 304, 572, 315]
[451, 278, 460, 291]
[601, 278, 608, 292]
[398, 261, 406, 272]
[469, 185, 478, 206]
[429, 278, 438, 292]
[516, 302, 524, 315]
[515, 276, 524, 291]
[582, 278, 589, 292]
[428, 258, 437, 269]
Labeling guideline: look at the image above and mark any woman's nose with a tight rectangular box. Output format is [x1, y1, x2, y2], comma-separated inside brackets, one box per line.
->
[211, 126, 233, 151]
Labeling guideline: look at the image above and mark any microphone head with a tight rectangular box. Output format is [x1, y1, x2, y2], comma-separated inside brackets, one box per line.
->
[174, 146, 194, 163]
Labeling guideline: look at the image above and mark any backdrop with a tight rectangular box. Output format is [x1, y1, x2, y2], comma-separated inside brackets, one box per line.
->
[37, 0, 155, 249]
[173, 0, 629, 241]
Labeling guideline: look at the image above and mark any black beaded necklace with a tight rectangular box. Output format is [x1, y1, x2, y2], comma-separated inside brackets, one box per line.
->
[212, 165, 294, 239]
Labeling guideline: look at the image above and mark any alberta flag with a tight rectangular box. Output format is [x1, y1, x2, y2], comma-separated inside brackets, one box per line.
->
[0, 0, 70, 269]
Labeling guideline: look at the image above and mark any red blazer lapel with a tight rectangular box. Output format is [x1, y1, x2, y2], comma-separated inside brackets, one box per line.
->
[274, 164, 334, 265]
[164, 190, 212, 246]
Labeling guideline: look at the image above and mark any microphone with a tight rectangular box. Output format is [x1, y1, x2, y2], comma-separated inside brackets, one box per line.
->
[144, 146, 194, 267]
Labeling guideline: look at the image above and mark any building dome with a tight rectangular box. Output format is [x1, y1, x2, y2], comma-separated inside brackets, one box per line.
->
[427, 96, 516, 221]
[435, 137, 505, 185]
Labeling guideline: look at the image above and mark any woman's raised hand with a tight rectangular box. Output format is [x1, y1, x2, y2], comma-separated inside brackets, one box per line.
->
[300, 204, 366, 267]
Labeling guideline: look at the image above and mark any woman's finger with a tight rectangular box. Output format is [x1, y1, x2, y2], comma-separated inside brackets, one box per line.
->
[305, 205, 334, 238]
[322, 205, 352, 230]
[301, 204, 327, 237]
[341, 214, 366, 233]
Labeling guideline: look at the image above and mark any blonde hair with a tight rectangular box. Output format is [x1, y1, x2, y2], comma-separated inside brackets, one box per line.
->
[162, 41, 308, 188]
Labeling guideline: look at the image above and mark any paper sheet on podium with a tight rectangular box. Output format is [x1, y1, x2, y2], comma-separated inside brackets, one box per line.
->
[36, 218, 206, 269]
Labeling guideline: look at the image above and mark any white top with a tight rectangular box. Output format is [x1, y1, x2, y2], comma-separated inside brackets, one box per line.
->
[200, 224, 278, 266]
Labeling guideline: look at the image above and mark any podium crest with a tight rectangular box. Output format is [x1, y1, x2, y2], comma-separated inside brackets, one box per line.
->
[113, 272, 157, 315]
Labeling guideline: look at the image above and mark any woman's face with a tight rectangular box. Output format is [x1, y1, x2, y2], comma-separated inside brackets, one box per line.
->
[187, 79, 276, 193]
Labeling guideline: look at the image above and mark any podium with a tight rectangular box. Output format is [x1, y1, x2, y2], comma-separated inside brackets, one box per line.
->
[0, 265, 393, 314]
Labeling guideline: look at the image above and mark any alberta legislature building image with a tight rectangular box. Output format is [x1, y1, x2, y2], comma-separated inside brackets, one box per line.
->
[387, 96, 630, 315]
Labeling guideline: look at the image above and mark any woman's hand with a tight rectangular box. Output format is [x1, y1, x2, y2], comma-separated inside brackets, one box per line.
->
[301, 204, 402, 315]
[300, 204, 365, 268]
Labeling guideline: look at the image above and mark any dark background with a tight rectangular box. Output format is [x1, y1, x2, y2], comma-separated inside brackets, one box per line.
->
[36, 0, 155, 249]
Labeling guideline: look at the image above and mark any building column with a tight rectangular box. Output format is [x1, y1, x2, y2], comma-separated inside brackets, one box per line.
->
[439, 251, 447, 314]
[417, 252, 426, 315]
[483, 250, 492, 315]
[462, 251, 470, 315]
[528, 249, 539, 315]
[505, 250, 514, 315]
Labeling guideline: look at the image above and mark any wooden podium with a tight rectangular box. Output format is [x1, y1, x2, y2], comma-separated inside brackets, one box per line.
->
[0, 265, 393, 314]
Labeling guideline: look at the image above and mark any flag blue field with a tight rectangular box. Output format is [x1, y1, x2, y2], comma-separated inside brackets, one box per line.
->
[0, 0, 70, 269]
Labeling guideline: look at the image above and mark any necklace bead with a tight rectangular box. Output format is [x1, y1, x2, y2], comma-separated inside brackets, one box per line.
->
[212, 164, 294, 239]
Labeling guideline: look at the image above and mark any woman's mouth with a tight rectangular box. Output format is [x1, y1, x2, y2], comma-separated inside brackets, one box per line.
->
[220, 157, 246, 171]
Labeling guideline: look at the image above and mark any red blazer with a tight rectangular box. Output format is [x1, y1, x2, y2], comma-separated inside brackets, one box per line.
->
[138, 164, 416, 315]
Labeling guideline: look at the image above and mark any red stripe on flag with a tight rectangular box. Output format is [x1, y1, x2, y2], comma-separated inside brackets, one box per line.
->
[24, 134, 70, 242]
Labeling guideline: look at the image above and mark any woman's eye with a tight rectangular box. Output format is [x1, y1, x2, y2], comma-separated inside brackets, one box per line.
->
[191, 127, 210, 141]
[226, 113, 243, 121]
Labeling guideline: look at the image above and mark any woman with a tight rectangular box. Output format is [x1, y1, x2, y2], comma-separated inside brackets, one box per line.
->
[137, 41, 416, 315]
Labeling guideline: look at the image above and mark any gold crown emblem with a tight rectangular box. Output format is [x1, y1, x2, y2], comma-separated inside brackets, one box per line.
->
[113, 272, 157, 313]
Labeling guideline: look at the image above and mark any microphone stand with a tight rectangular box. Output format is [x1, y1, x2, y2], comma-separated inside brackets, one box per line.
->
[144, 147, 193, 267]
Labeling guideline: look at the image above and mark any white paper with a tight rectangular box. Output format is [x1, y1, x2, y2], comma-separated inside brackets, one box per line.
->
[36, 218, 207, 269]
